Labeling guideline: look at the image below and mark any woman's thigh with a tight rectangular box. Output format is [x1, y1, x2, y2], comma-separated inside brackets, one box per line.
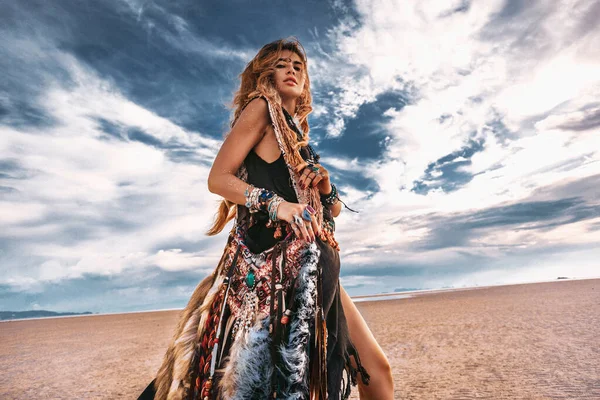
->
[339, 284, 393, 398]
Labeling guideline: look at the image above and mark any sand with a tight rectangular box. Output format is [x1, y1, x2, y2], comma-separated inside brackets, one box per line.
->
[1, 278, 598, 399]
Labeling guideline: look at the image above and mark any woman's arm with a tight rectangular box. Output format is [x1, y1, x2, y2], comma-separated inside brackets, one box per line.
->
[319, 182, 342, 218]
[207, 97, 320, 242]
[328, 200, 342, 218]
[318, 181, 342, 218]
[207, 97, 269, 204]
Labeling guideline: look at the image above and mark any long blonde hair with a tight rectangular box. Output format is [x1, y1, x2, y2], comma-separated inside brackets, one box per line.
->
[206, 37, 314, 236]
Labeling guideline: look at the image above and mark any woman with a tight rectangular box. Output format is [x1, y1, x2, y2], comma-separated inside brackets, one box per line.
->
[139, 38, 393, 400]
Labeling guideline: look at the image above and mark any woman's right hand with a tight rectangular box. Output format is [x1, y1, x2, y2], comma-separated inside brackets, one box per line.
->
[275, 201, 320, 242]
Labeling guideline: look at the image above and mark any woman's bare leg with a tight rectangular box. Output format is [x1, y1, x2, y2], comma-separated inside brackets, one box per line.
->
[340, 284, 394, 400]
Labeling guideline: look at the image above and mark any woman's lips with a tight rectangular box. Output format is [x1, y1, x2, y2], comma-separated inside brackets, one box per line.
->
[285, 80, 297, 86]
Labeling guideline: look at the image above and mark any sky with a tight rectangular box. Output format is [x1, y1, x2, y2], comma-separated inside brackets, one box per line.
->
[1, 0, 599, 314]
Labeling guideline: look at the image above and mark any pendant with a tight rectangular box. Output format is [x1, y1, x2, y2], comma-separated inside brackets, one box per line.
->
[246, 270, 255, 288]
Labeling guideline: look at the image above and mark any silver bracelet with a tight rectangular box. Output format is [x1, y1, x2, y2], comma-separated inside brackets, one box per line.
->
[268, 196, 285, 221]
[244, 185, 275, 213]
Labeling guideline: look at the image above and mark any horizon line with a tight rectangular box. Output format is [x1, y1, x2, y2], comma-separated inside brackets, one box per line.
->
[2, 275, 599, 323]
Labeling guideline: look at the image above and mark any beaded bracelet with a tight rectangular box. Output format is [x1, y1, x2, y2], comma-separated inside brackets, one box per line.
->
[320, 183, 360, 213]
[320, 183, 339, 206]
[244, 185, 276, 213]
[268, 195, 285, 221]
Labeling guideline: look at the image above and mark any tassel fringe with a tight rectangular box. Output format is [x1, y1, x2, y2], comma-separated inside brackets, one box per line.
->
[277, 241, 320, 399]
[154, 274, 224, 400]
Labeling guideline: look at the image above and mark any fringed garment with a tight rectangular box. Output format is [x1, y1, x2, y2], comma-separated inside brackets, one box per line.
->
[138, 95, 369, 400]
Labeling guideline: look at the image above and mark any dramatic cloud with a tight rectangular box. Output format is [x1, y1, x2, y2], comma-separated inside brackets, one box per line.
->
[1, 0, 598, 312]
[317, 0, 600, 294]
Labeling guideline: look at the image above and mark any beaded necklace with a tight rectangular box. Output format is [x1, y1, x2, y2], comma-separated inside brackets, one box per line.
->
[281, 107, 320, 164]
[282, 106, 359, 214]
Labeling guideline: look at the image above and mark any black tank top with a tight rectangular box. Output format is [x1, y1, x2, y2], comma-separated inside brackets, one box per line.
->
[242, 105, 319, 253]
[243, 148, 300, 253]
[244, 149, 298, 203]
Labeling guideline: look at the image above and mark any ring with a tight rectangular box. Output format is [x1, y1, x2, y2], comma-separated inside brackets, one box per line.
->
[309, 165, 319, 172]
[293, 214, 303, 225]
[301, 208, 312, 221]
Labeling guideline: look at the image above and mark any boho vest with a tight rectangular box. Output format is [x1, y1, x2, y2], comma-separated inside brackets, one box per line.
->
[153, 95, 340, 400]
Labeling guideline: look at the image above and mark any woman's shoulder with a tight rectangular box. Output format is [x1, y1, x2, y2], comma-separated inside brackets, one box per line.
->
[241, 95, 269, 114]
[234, 96, 270, 133]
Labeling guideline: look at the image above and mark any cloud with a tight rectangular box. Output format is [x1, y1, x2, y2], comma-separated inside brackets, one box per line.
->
[535, 105, 600, 132]
[1, 0, 599, 312]
[0, 266, 213, 313]
[0, 38, 230, 298]
[313, 0, 600, 291]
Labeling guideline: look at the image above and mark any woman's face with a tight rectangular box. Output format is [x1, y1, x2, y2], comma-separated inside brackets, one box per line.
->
[272, 49, 306, 100]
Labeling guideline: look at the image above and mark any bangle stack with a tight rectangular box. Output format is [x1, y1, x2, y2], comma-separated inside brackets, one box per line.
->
[268, 196, 285, 221]
[245, 185, 274, 213]
[320, 183, 339, 206]
[245, 185, 285, 222]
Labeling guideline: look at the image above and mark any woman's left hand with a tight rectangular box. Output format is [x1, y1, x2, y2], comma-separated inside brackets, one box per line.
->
[294, 161, 331, 194]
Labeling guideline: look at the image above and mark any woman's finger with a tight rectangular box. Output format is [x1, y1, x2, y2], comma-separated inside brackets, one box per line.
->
[303, 171, 316, 188]
[294, 161, 308, 174]
[299, 168, 312, 188]
[301, 222, 311, 242]
[297, 168, 306, 187]
[305, 220, 315, 242]
[289, 214, 302, 238]
[315, 163, 328, 174]
[316, 165, 329, 181]
[295, 214, 310, 242]
[289, 221, 300, 238]
[307, 170, 322, 189]
[310, 213, 320, 237]
[311, 173, 323, 187]
[301, 204, 320, 237]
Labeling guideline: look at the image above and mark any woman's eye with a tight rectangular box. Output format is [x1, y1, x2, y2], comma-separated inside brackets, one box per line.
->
[294, 67, 301, 71]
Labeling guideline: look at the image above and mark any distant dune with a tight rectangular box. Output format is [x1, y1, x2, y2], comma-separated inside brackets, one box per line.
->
[0, 310, 93, 321]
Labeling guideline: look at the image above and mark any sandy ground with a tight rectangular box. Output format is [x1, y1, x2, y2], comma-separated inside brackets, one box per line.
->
[1, 278, 598, 399]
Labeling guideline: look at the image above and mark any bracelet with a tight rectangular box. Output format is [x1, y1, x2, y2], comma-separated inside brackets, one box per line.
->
[320, 183, 339, 206]
[268, 195, 285, 221]
[244, 185, 276, 213]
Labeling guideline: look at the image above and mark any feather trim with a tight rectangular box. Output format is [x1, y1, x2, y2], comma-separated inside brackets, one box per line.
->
[217, 316, 274, 399]
[277, 241, 320, 399]
[154, 273, 224, 400]
[154, 235, 235, 400]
